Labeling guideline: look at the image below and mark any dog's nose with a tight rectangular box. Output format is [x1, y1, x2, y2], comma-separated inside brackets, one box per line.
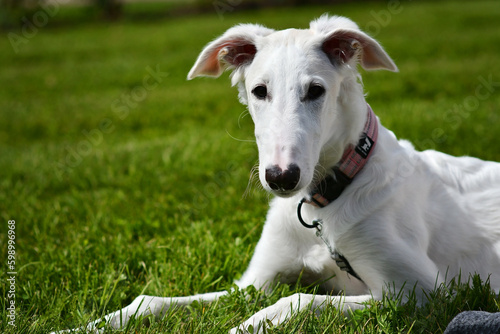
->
[265, 164, 300, 192]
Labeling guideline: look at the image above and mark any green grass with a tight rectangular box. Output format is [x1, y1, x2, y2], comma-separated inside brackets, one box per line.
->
[1, 0, 500, 333]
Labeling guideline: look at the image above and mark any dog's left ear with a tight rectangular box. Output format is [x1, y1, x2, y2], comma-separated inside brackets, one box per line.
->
[187, 24, 275, 80]
[322, 29, 398, 72]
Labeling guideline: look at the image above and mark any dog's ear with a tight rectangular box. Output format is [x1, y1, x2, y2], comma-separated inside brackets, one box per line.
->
[187, 24, 275, 80]
[322, 29, 398, 72]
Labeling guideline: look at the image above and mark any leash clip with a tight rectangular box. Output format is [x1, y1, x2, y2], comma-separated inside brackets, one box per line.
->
[297, 199, 334, 254]
[297, 198, 363, 281]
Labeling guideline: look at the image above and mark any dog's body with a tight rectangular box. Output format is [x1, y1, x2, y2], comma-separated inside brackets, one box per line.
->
[56, 15, 500, 334]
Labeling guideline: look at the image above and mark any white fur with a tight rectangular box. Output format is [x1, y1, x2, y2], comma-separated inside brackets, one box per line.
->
[54, 15, 500, 334]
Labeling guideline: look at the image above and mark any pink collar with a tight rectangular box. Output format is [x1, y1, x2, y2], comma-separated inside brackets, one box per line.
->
[305, 104, 378, 208]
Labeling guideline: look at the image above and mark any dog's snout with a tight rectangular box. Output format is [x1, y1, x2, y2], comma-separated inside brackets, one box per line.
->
[265, 164, 301, 192]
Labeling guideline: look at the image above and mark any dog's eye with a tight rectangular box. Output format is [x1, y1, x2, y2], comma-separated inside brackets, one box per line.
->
[307, 84, 325, 101]
[252, 85, 268, 100]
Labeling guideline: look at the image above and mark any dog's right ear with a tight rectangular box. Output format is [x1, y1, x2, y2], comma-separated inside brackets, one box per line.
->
[187, 24, 275, 80]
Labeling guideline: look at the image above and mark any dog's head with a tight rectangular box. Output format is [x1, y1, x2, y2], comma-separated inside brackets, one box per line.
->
[188, 15, 397, 198]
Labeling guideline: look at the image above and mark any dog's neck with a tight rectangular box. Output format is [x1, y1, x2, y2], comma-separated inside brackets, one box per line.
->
[305, 103, 378, 207]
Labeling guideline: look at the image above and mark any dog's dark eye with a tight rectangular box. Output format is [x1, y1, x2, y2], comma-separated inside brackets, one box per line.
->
[252, 85, 268, 100]
[307, 84, 325, 100]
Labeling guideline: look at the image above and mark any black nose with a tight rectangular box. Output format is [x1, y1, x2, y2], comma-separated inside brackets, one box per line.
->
[265, 164, 301, 192]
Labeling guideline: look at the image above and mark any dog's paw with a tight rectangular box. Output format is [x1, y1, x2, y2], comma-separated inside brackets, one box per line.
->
[229, 293, 315, 334]
[50, 328, 104, 334]
[230, 313, 275, 334]
[50, 329, 81, 334]
[50, 329, 102, 334]
[230, 321, 268, 334]
[229, 307, 288, 334]
[50, 321, 106, 334]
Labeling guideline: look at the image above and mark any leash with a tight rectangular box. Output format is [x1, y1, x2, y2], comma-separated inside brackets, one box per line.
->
[297, 198, 363, 281]
[297, 104, 378, 282]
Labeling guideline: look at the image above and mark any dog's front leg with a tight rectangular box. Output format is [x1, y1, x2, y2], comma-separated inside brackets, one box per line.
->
[104, 291, 230, 328]
[52, 291, 229, 333]
[230, 293, 372, 334]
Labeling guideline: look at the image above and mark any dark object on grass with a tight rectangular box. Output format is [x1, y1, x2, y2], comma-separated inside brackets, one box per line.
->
[444, 311, 500, 334]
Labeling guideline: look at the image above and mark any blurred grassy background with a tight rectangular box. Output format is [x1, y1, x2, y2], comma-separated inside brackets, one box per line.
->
[1, 0, 500, 333]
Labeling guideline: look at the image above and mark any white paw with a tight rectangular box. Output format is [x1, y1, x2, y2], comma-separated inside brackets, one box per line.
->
[50, 321, 105, 334]
[229, 316, 269, 334]
[230, 308, 286, 333]
[229, 294, 313, 334]
[229, 323, 265, 334]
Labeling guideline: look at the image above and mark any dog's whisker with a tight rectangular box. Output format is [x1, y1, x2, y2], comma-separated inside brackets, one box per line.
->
[238, 110, 251, 128]
[225, 130, 256, 143]
[244, 164, 262, 198]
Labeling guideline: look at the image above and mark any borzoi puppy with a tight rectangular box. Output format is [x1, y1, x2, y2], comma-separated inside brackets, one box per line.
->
[55, 14, 500, 334]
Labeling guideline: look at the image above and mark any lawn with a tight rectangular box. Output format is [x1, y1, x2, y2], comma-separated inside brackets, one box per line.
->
[1, 0, 500, 333]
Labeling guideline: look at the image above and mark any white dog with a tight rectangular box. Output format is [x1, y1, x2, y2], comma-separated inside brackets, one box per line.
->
[56, 14, 500, 334]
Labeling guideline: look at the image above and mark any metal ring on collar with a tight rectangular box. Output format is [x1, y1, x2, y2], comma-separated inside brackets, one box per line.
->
[297, 198, 320, 229]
